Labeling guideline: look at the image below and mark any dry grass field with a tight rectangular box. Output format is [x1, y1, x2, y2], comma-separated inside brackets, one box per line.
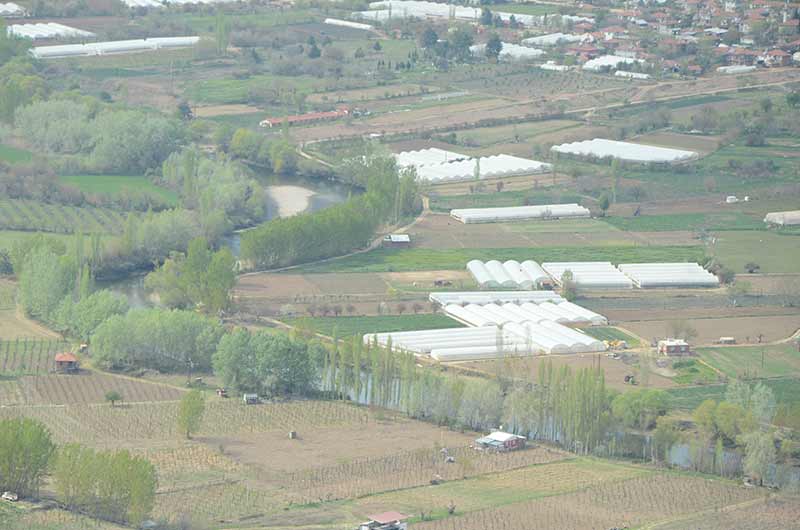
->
[623, 314, 800, 346]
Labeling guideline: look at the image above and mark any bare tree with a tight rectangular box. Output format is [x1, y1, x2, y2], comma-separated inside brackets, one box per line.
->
[412, 302, 423, 314]
[397, 303, 407, 315]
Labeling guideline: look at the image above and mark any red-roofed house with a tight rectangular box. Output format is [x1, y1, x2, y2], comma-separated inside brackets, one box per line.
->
[358, 512, 409, 530]
[55, 352, 79, 373]
[762, 48, 792, 66]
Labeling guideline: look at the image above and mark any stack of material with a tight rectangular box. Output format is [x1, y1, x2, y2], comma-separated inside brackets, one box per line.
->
[451, 204, 589, 224]
[324, 18, 375, 31]
[542, 262, 633, 289]
[29, 37, 200, 59]
[444, 301, 606, 327]
[467, 260, 551, 289]
[8, 23, 95, 39]
[551, 138, 698, 163]
[618, 263, 719, 288]
[764, 210, 800, 226]
[429, 291, 563, 306]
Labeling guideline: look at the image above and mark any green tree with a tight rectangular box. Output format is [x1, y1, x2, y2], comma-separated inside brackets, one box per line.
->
[693, 399, 718, 437]
[598, 193, 610, 215]
[560, 269, 577, 301]
[740, 430, 776, 485]
[652, 416, 681, 463]
[420, 27, 438, 48]
[0, 418, 55, 498]
[480, 7, 493, 26]
[178, 390, 205, 439]
[485, 33, 503, 62]
[105, 390, 122, 407]
[215, 9, 230, 55]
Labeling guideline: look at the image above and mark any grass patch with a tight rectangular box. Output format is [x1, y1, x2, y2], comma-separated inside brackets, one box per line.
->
[670, 359, 720, 385]
[604, 212, 764, 232]
[293, 245, 704, 274]
[454, 119, 580, 147]
[0, 143, 33, 163]
[584, 326, 641, 347]
[282, 314, 462, 337]
[429, 190, 584, 212]
[59, 175, 178, 205]
[711, 231, 800, 273]
[491, 3, 566, 16]
[184, 74, 321, 105]
[696, 344, 800, 379]
[667, 376, 800, 410]
[0, 230, 118, 251]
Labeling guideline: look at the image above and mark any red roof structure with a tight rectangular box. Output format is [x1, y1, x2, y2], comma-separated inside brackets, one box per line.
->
[259, 108, 349, 128]
[55, 352, 78, 363]
[368, 512, 409, 524]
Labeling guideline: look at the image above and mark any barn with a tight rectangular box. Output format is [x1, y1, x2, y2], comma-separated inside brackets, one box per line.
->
[475, 431, 526, 452]
[54, 352, 79, 373]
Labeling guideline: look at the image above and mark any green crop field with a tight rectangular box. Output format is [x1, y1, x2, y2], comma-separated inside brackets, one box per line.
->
[59, 175, 178, 205]
[283, 314, 463, 337]
[183, 74, 322, 105]
[294, 245, 705, 274]
[667, 376, 800, 410]
[583, 326, 641, 347]
[696, 344, 800, 379]
[0, 230, 118, 252]
[711, 231, 800, 273]
[670, 359, 720, 385]
[604, 212, 764, 232]
[0, 143, 33, 163]
[0, 199, 131, 235]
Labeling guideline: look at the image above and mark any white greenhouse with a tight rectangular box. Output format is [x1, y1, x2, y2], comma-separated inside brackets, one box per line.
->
[324, 18, 374, 31]
[29, 37, 200, 59]
[582, 55, 643, 72]
[522, 33, 588, 47]
[466, 260, 552, 289]
[429, 291, 564, 306]
[717, 65, 757, 74]
[394, 148, 469, 169]
[443, 301, 606, 327]
[415, 154, 551, 183]
[764, 210, 800, 226]
[8, 23, 95, 39]
[618, 263, 719, 288]
[542, 262, 634, 289]
[551, 139, 698, 163]
[614, 70, 651, 80]
[0, 3, 26, 17]
[470, 42, 545, 61]
[451, 203, 589, 224]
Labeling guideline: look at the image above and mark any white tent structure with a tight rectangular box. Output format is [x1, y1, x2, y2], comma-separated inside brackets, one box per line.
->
[764, 210, 800, 226]
[542, 262, 633, 289]
[415, 154, 551, 183]
[8, 23, 95, 39]
[394, 148, 469, 169]
[618, 263, 719, 288]
[429, 291, 563, 306]
[451, 204, 589, 224]
[615, 70, 651, 80]
[29, 37, 200, 59]
[466, 260, 551, 289]
[551, 139, 698, 163]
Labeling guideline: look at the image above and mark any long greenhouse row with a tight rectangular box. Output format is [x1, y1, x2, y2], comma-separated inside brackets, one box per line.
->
[120, 0, 238, 7]
[411, 154, 551, 183]
[618, 263, 719, 288]
[551, 138, 698, 163]
[470, 42, 544, 61]
[429, 291, 564, 307]
[451, 204, 590, 224]
[467, 260, 551, 289]
[30, 37, 200, 59]
[764, 210, 800, 226]
[444, 301, 607, 327]
[543, 262, 634, 289]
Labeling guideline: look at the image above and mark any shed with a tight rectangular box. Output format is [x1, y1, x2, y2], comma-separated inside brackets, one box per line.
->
[475, 431, 526, 452]
[382, 234, 411, 248]
[658, 339, 691, 356]
[242, 393, 259, 404]
[54, 352, 79, 373]
[358, 511, 409, 530]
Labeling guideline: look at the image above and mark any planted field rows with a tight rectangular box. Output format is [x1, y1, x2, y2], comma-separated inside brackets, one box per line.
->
[0, 399, 369, 444]
[0, 198, 129, 235]
[153, 481, 280, 527]
[287, 445, 570, 503]
[413, 472, 760, 530]
[0, 338, 68, 375]
[16, 373, 185, 405]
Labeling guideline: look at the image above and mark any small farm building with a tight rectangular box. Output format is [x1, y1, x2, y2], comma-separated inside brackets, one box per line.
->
[764, 210, 800, 226]
[54, 352, 79, 373]
[242, 393, 259, 404]
[658, 339, 691, 356]
[358, 511, 409, 530]
[475, 431, 526, 452]
[382, 234, 411, 248]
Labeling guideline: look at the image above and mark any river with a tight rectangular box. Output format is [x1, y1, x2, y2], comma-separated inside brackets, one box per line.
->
[100, 176, 351, 306]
